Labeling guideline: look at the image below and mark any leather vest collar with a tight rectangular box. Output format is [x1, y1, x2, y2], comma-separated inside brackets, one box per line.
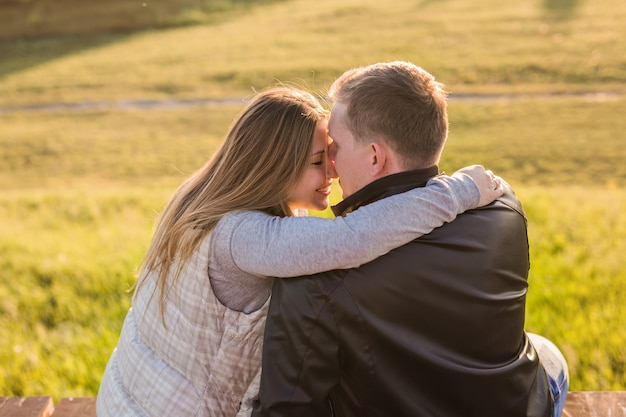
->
[332, 166, 440, 217]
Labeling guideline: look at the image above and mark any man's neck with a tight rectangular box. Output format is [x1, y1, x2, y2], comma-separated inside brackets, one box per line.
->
[332, 166, 439, 217]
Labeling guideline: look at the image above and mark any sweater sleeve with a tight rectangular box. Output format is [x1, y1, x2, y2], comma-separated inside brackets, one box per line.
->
[213, 172, 480, 277]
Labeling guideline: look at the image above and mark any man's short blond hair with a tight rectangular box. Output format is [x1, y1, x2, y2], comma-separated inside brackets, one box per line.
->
[329, 61, 448, 169]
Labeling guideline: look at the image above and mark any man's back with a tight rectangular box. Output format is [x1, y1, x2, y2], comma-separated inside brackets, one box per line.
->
[253, 186, 552, 417]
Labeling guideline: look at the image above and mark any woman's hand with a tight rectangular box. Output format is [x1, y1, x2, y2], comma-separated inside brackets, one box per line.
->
[455, 165, 504, 207]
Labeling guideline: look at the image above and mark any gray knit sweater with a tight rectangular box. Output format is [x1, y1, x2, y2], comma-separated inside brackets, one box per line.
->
[208, 172, 481, 314]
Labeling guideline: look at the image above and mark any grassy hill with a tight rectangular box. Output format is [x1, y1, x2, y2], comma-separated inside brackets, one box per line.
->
[1, 0, 625, 106]
[1, 0, 625, 398]
[0, 0, 282, 40]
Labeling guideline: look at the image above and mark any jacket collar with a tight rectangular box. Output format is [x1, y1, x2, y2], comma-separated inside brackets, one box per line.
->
[332, 166, 440, 217]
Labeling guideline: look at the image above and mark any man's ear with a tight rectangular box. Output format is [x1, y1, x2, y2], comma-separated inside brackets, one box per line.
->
[369, 142, 387, 177]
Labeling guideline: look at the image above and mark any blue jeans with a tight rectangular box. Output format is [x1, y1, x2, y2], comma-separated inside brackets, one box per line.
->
[528, 333, 569, 417]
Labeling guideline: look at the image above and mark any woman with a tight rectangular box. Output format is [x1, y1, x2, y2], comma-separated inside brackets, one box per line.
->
[96, 87, 501, 417]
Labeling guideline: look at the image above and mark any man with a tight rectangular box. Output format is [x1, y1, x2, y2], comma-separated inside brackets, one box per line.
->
[251, 61, 568, 417]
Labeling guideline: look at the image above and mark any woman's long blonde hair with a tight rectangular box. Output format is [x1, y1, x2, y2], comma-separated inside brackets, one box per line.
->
[137, 87, 328, 318]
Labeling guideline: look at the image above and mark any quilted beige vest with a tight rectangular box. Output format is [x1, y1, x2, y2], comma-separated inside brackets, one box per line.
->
[97, 234, 270, 417]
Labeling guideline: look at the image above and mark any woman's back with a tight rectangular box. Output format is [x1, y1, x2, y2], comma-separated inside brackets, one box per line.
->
[96, 234, 271, 417]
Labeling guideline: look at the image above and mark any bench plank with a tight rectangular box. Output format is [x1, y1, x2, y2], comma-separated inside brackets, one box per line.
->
[50, 397, 96, 417]
[2, 392, 626, 417]
[563, 391, 626, 417]
[0, 396, 55, 417]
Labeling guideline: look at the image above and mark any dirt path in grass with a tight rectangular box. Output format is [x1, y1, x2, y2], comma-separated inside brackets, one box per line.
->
[0, 91, 623, 113]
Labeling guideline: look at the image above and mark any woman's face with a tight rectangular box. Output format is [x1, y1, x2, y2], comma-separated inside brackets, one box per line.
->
[287, 119, 338, 212]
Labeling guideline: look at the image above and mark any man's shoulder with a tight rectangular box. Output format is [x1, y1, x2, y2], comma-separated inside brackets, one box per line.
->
[493, 183, 525, 216]
[432, 185, 526, 235]
[456, 183, 525, 221]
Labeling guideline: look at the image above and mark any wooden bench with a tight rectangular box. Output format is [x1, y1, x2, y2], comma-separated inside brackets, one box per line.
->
[1, 392, 625, 416]
[0, 397, 95, 417]
[562, 391, 626, 417]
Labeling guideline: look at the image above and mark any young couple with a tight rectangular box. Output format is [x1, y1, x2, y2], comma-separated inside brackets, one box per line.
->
[97, 61, 568, 417]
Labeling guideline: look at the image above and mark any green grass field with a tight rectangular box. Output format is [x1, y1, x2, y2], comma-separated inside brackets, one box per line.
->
[1, 0, 625, 398]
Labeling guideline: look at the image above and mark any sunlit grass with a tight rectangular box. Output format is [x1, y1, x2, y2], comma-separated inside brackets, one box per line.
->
[443, 97, 626, 187]
[1, 0, 625, 106]
[520, 186, 626, 390]
[0, 106, 242, 189]
[2, 97, 625, 190]
[0, 189, 161, 397]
